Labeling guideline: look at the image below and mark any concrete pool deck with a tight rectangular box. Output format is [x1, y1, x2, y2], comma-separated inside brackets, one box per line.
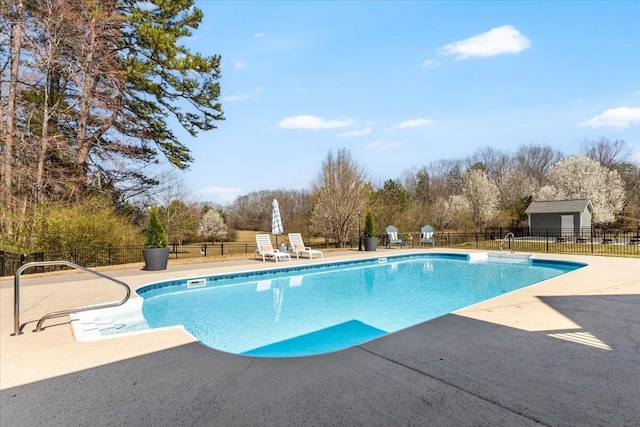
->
[1, 249, 639, 426]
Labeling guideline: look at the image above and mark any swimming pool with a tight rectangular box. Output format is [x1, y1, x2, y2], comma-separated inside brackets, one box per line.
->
[136, 253, 585, 357]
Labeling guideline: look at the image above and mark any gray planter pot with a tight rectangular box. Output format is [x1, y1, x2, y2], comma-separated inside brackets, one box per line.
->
[364, 237, 378, 251]
[143, 247, 169, 271]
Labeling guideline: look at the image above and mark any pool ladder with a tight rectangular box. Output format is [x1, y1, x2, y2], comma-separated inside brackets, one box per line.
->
[11, 260, 131, 336]
[500, 232, 515, 252]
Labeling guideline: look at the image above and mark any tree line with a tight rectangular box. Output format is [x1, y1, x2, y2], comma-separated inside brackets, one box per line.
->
[226, 139, 638, 247]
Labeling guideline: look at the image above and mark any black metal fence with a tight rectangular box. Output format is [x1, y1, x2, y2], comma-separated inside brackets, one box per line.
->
[0, 242, 264, 277]
[393, 227, 640, 257]
[2, 227, 638, 277]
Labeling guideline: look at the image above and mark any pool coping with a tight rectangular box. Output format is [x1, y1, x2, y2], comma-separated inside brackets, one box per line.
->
[2, 249, 639, 425]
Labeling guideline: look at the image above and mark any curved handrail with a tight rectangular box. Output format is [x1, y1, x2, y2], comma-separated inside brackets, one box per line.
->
[500, 232, 515, 252]
[12, 261, 131, 336]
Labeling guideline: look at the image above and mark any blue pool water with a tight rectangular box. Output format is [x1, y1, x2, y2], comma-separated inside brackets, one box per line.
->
[137, 253, 584, 357]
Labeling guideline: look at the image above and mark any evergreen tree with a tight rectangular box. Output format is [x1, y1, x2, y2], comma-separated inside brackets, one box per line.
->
[145, 206, 168, 248]
[117, 0, 224, 170]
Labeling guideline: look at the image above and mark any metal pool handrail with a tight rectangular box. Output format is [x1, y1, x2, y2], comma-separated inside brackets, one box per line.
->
[500, 232, 515, 252]
[11, 260, 131, 336]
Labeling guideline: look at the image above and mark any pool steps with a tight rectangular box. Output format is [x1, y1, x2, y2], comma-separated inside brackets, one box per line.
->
[468, 252, 534, 263]
[70, 298, 150, 341]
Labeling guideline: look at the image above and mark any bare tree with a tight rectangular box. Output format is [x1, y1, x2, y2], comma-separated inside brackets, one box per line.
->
[464, 146, 510, 182]
[310, 149, 369, 246]
[226, 189, 311, 234]
[515, 144, 563, 186]
[427, 158, 465, 201]
[580, 137, 631, 170]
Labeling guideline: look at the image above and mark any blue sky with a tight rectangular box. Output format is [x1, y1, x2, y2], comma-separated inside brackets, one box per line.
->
[174, 1, 640, 205]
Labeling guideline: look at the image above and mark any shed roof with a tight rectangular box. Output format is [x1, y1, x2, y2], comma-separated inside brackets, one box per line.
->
[525, 199, 595, 214]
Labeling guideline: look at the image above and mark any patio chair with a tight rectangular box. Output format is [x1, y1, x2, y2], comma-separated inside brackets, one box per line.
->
[386, 225, 403, 248]
[254, 234, 291, 262]
[288, 233, 324, 259]
[420, 225, 435, 247]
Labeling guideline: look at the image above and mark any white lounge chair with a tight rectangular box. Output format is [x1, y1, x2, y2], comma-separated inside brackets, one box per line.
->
[420, 225, 435, 247]
[386, 225, 403, 248]
[254, 234, 291, 262]
[288, 233, 324, 259]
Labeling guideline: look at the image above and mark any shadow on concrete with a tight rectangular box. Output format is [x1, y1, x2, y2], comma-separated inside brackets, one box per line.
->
[2, 294, 639, 426]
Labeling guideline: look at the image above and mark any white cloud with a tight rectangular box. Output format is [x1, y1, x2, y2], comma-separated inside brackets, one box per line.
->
[279, 115, 355, 129]
[233, 59, 247, 69]
[200, 186, 243, 204]
[222, 88, 263, 102]
[578, 107, 640, 128]
[254, 32, 265, 38]
[222, 94, 248, 102]
[390, 118, 434, 130]
[442, 25, 531, 60]
[365, 141, 403, 150]
[338, 127, 371, 138]
[422, 59, 442, 68]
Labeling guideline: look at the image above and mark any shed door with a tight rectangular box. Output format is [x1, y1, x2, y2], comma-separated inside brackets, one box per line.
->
[561, 215, 574, 234]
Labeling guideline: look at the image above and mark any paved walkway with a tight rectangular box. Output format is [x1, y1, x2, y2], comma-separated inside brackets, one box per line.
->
[1, 250, 639, 426]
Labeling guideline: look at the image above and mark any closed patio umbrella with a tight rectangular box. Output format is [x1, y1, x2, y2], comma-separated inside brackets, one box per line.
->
[271, 199, 284, 246]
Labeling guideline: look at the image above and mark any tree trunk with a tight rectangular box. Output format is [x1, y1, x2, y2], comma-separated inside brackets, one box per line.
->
[74, 16, 97, 180]
[1, 0, 24, 207]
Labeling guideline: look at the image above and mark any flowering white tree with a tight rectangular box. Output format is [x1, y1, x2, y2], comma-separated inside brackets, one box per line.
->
[535, 155, 626, 223]
[198, 209, 227, 242]
[432, 195, 469, 231]
[462, 169, 499, 230]
[497, 167, 539, 208]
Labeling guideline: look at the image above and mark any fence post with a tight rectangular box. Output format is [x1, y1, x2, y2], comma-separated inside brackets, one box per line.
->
[447, 233, 450, 247]
[245, 243, 248, 254]
[545, 229, 549, 252]
[0, 251, 4, 277]
[221, 243, 224, 256]
[475, 233, 479, 248]
[591, 227, 594, 254]
[35, 252, 45, 273]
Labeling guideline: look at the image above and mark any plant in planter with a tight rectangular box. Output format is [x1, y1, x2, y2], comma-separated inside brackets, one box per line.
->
[142, 206, 170, 271]
[363, 212, 378, 251]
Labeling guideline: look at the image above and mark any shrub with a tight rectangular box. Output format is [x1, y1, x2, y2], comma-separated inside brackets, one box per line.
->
[145, 206, 168, 248]
[364, 212, 376, 237]
[36, 196, 143, 251]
